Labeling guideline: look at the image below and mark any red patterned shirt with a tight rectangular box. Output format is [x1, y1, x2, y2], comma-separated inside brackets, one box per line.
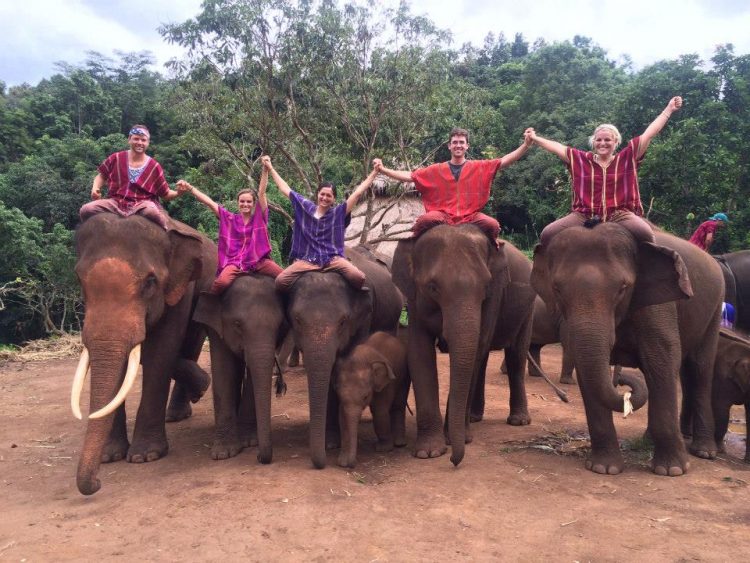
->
[97, 151, 170, 211]
[566, 136, 644, 220]
[411, 159, 503, 222]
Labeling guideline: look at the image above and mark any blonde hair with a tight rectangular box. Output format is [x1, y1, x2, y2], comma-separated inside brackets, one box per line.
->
[588, 124, 622, 149]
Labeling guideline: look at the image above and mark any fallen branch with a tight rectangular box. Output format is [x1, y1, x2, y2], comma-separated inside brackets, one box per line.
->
[526, 352, 569, 403]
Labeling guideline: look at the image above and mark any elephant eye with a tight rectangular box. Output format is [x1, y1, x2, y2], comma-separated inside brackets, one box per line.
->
[142, 273, 158, 296]
[427, 282, 439, 295]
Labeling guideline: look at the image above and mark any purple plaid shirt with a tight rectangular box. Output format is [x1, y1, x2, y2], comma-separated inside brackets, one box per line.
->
[289, 191, 347, 266]
[216, 205, 272, 274]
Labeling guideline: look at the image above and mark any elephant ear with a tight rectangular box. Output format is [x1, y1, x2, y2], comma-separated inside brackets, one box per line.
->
[530, 243, 556, 313]
[371, 360, 396, 392]
[392, 239, 416, 303]
[631, 242, 693, 311]
[165, 228, 205, 306]
[193, 292, 223, 339]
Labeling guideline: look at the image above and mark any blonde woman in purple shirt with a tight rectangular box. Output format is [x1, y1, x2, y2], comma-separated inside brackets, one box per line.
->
[262, 155, 378, 292]
[177, 164, 282, 295]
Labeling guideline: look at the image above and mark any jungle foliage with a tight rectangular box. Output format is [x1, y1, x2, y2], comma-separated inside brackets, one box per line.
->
[1, 0, 749, 343]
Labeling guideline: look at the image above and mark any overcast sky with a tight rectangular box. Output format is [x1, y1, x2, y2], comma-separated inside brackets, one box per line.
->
[2, 0, 750, 87]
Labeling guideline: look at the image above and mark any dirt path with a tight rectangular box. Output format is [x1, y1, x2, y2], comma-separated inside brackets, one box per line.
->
[1, 346, 749, 561]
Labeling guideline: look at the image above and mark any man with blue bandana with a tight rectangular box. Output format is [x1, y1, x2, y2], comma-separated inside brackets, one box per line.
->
[80, 124, 181, 229]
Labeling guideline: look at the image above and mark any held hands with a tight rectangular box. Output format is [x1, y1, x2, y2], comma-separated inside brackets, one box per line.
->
[176, 179, 194, 195]
[666, 96, 683, 114]
[372, 158, 383, 172]
[261, 155, 272, 170]
[523, 127, 536, 147]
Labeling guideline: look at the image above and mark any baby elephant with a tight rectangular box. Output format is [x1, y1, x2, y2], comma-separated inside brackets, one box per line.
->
[333, 331, 410, 468]
[713, 329, 750, 462]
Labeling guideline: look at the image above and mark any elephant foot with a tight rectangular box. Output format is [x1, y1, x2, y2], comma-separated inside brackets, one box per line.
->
[257, 446, 272, 465]
[165, 387, 193, 423]
[101, 437, 129, 463]
[326, 431, 341, 450]
[127, 437, 168, 463]
[174, 359, 211, 403]
[414, 433, 447, 459]
[652, 447, 690, 476]
[507, 411, 531, 426]
[469, 412, 483, 423]
[211, 440, 244, 461]
[528, 369, 542, 378]
[375, 440, 394, 453]
[337, 451, 356, 468]
[688, 437, 718, 460]
[559, 375, 575, 385]
[585, 450, 624, 475]
[239, 425, 258, 448]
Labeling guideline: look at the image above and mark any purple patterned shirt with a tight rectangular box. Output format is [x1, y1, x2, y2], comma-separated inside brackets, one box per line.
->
[289, 191, 347, 266]
[216, 205, 272, 274]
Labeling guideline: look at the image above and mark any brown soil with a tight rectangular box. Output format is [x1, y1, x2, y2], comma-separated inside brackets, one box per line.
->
[1, 345, 749, 561]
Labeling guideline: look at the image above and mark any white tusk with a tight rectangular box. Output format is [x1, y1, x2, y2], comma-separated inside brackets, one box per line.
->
[89, 344, 141, 420]
[70, 347, 90, 420]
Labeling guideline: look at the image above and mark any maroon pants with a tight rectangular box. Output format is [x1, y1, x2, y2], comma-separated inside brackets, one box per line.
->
[211, 259, 284, 295]
[540, 210, 654, 246]
[275, 257, 366, 292]
[414, 211, 500, 241]
[80, 199, 169, 230]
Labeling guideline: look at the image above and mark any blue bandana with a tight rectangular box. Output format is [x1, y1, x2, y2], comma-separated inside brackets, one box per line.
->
[129, 127, 150, 138]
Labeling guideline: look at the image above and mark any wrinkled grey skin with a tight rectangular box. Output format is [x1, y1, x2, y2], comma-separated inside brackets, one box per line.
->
[285, 247, 403, 469]
[333, 331, 410, 468]
[74, 214, 216, 495]
[532, 223, 723, 477]
[714, 250, 750, 332]
[712, 329, 750, 463]
[392, 224, 536, 466]
[193, 274, 287, 464]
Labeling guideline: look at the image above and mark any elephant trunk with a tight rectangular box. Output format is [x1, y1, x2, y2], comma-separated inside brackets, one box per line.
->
[75, 343, 130, 495]
[244, 343, 276, 464]
[338, 402, 362, 468]
[444, 307, 482, 466]
[568, 320, 646, 413]
[301, 346, 337, 469]
[615, 370, 649, 411]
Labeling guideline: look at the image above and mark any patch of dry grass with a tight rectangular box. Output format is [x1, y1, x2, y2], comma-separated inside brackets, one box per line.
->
[0, 333, 82, 363]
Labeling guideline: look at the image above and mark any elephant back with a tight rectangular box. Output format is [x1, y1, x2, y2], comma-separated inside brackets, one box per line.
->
[347, 246, 403, 334]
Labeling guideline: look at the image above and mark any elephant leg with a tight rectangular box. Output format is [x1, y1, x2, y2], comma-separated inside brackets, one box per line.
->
[409, 325, 446, 459]
[712, 391, 733, 454]
[528, 345, 543, 377]
[326, 385, 341, 450]
[468, 353, 487, 423]
[744, 401, 750, 463]
[166, 322, 210, 421]
[371, 399, 394, 453]
[209, 336, 245, 461]
[578, 379, 624, 474]
[635, 311, 691, 476]
[391, 374, 411, 448]
[503, 345, 531, 426]
[683, 352, 719, 460]
[101, 404, 129, 463]
[560, 348, 575, 385]
[679, 368, 694, 439]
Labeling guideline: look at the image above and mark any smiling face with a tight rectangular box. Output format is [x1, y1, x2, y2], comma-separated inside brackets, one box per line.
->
[128, 133, 150, 155]
[449, 134, 469, 163]
[316, 186, 335, 211]
[593, 129, 617, 159]
[238, 192, 255, 215]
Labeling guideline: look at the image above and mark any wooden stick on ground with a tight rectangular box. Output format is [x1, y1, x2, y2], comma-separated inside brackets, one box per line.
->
[526, 352, 569, 403]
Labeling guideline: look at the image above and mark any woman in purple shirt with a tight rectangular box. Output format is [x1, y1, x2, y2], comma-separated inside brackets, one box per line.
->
[177, 164, 282, 294]
[262, 155, 378, 292]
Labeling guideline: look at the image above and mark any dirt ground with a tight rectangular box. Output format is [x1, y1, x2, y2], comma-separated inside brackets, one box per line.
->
[1, 345, 749, 561]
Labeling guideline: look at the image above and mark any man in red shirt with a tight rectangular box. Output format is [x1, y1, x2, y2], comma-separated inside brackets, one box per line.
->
[373, 127, 533, 242]
[689, 213, 728, 251]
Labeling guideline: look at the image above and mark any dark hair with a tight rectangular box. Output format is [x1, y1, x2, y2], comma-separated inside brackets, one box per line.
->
[449, 127, 469, 143]
[237, 189, 256, 202]
[317, 182, 337, 198]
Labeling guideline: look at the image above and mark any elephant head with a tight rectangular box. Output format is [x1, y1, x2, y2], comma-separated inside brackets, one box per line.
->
[72, 214, 206, 495]
[193, 275, 287, 463]
[286, 271, 373, 468]
[530, 223, 691, 415]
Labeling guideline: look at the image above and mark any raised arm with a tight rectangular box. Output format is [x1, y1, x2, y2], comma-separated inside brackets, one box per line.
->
[257, 165, 269, 211]
[176, 180, 219, 218]
[499, 128, 534, 169]
[371, 158, 413, 183]
[528, 128, 570, 163]
[262, 156, 292, 199]
[346, 167, 380, 214]
[638, 96, 682, 157]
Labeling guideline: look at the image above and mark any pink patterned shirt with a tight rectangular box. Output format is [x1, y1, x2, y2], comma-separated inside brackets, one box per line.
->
[216, 205, 273, 273]
[97, 151, 170, 211]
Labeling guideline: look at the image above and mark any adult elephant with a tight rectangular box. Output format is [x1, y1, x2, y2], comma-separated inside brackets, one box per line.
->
[714, 250, 750, 332]
[286, 246, 403, 469]
[392, 224, 536, 466]
[72, 213, 216, 495]
[531, 222, 723, 476]
[192, 275, 287, 463]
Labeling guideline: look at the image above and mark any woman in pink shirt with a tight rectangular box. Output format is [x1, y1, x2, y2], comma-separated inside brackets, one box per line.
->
[177, 164, 282, 294]
[529, 96, 683, 246]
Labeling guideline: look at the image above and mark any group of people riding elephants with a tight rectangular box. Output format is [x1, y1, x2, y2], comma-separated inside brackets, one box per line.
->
[80, 96, 710, 293]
